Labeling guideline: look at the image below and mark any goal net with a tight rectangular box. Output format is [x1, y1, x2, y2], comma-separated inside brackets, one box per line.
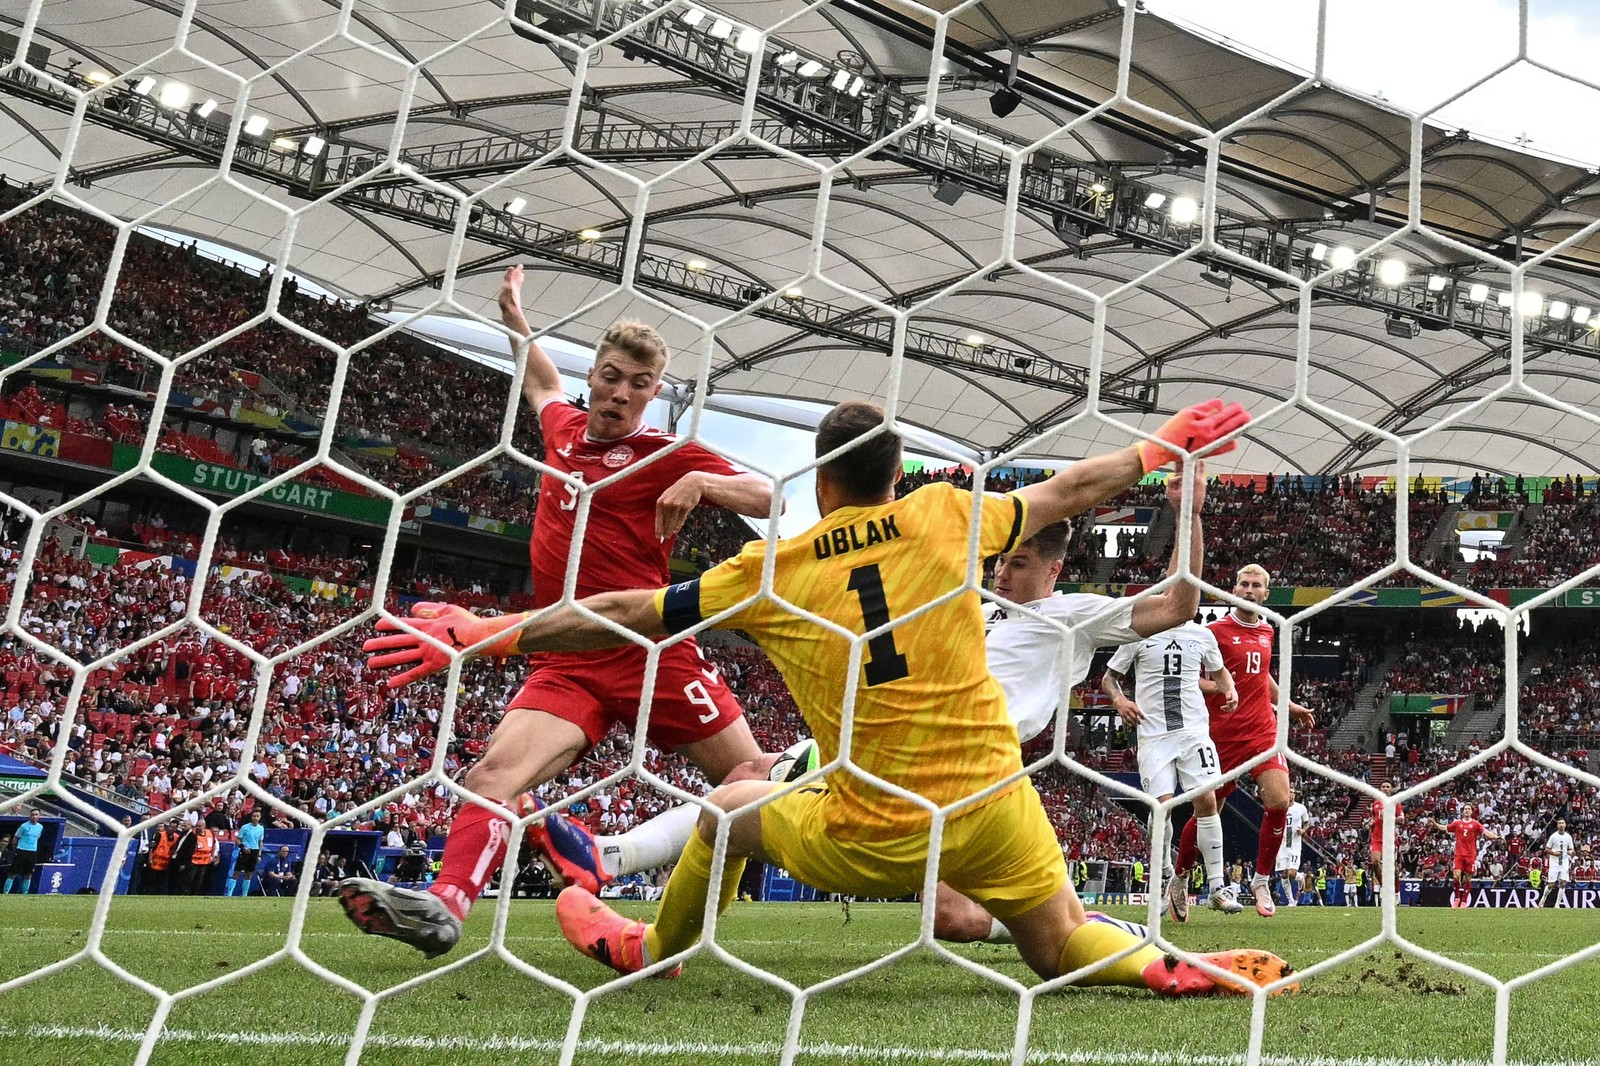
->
[0, 0, 1597, 1064]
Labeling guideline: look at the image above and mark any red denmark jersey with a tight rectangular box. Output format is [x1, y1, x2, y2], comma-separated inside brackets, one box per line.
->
[1370, 798, 1402, 845]
[530, 401, 741, 608]
[1203, 611, 1276, 748]
[1449, 818, 1486, 858]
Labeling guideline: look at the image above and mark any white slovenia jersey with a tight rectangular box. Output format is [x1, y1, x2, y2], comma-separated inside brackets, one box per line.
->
[985, 592, 1141, 741]
[1105, 621, 1223, 740]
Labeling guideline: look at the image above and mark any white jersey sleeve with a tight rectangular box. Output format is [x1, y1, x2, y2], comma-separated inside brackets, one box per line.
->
[986, 592, 1139, 744]
[1123, 620, 1217, 740]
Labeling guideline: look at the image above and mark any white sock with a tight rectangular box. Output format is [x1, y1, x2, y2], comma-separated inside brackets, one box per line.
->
[985, 917, 1013, 943]
[1197, 814, 1225, 891]
[601, 803, 701, 877]
[1161, 814, 1176, 880]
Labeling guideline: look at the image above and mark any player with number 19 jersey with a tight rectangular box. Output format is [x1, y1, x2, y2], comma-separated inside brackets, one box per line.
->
[1203, 611, 1287, 780]
[513, 399, 747, 748]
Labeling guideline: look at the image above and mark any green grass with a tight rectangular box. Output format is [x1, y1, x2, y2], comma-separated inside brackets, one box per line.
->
[0, 896, 1596, 1065]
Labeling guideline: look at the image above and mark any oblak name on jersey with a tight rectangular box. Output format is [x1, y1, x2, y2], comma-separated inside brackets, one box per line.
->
[813, 514, 902, 560]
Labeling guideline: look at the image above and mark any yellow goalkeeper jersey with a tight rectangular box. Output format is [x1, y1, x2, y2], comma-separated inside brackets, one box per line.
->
[655, 482, 1028, 841]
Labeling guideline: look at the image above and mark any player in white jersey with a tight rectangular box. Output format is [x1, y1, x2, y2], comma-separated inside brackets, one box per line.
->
[1274, 797, 1308, 907]
[1543, 818, 1575, 907]
[1104, 620, 1240, 915]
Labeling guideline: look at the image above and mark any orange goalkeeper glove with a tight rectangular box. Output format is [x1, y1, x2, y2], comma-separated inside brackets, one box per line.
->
[1135, 399, 1250, 474]
[362, 602, 531, 688]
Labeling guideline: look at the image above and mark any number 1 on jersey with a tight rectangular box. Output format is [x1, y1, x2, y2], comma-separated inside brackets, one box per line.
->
[847, 563, 909, 685]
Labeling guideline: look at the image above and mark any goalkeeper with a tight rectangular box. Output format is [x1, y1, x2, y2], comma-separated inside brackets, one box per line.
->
[367, 398, 1295, 995]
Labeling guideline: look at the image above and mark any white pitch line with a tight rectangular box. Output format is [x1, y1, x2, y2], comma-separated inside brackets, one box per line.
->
[0, 1022, 1582, 1066]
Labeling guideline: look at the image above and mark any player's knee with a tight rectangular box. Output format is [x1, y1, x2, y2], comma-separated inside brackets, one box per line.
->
[720, 753, 779, 784]
[693, 780, 771, 845]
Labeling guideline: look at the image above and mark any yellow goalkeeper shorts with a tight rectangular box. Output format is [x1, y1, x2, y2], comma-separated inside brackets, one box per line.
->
[760, 778, 1066, 919]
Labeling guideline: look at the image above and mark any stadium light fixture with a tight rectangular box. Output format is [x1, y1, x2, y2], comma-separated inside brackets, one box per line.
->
[708, 19, 732, 39]
[195, 98, 218, 118]
[797, 59, 823, 77]
[783, 287, 803, 299]
[687, 259, 708, 272]
[831, 69, 850, 91]
[85, 71, 111, 85]
[1309, 243, 1327, 261]
[775, 50, 800, 68]
[933, 178, 965, 206]
[848, 76, 865, 97]
[1090, 180, 1107, 194]
[505, 196, 527, 215]
[1377, 257, 1406, 286]
[1468, 282, 1489, 302]
[735, 28, 760, 52]
[1518, 291, 1543, 316]
[1549, 299, 1570, 321]
[989, 86, 1021, 118]
[1427, 274, 1448, 292]
[1329, 246, 1356, 272]
[301, 135, 325, 157]
[1496, 291, 1512, 308]
[680, 7, 705, 26]
[913, 104, 929, 122]
[1385, 314, 1421, 339]
[243, 114, 268, 137]
[1574, 306, 1592, 325]
[158, 81, 188, 108]
[270, 137, 296, 152]
[1199, 267, 1233, 289]
[966, 334, 986, 346]
[1169, 196, 1199, 225]
[1143, 192, 1166, 209]
[578, 228, 602, 241]
[132, 76, 156, 96]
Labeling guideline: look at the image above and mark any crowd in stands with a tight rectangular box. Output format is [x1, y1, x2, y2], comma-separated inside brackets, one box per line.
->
[1467, 497, 1600, 588]
[1108, 476, 1445, 588]
[1375, 623, 1506, 710]
[1520, 632, 1600, 748]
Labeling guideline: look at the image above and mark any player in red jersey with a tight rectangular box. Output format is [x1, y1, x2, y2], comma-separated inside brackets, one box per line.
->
[1431, 803, 1502, 908]
[1170, 564, 1313, 920]
[337, 266, 778, 957]
[1367, 780, 1404, 902]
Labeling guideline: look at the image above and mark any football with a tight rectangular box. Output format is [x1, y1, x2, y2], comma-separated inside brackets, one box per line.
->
[769, 738, 821, 782]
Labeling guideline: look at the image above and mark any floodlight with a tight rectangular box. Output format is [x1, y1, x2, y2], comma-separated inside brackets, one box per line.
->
[133, 76, 155, 96]
[1468, 282, 1489, 302]
[1143, 192, 1166, 209]
[195, 98, 218, 118]
[243, 114, 268, 137]
[579, 228, 602, 241]
[966, 334, 986, 346]
[1329, 246, 1356, 272]
[933, 178, 965, 206]
[1427, 274, 1448, 292]
[158, 81, 188, 108]
[302, 135, 325, 157]
[1385, 315, 1420, 339]
[271, 137, 296, 151]
[709, 19, 732, 39]
[680, 7, 705, 25]
[1574, 306, 1592, 325]
[797, 60, 823, 77]
[1199, 267, 1232, 289]
[831, 69, 850, 90]
[735, 28, 759, 52]
[1517, 291, 1543, 316]
[1169, 196, 1199, 225]
[848, 76, 864, 97]
[775, 51, 800, 68]
[1549, 300, 1569, 320]
[687, 259, 707, 271]
[1377, 257, 1406, 287]
[505, 197, 526, 215]
[1496, 291, 1513, 309]
[1309, 243, 1327, 261]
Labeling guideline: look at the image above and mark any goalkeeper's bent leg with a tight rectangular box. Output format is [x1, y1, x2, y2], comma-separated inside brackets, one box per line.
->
[643, 780, 768, 963]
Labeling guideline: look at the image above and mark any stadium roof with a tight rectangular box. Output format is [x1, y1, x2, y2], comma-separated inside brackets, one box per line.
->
[4, 0, 1600, 477]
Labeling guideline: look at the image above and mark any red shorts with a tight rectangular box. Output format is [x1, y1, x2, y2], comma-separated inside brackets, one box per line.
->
[1453, 853, 1477, 875]
[508, 639, 743, 750]
[1214, 736, 1290, 780]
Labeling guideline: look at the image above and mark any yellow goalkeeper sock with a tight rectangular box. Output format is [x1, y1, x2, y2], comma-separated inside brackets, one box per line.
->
[644, 831, 747, 963]
[1057, 919, 1163, 987]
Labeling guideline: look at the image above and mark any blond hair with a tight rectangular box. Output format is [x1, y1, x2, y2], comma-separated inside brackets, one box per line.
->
[1237, 563, 1272, 587]
[596, 321, 669, 369]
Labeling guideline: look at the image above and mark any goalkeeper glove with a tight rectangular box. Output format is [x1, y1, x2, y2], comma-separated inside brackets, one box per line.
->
[362, 602, 531, 688]
[1136, 399, 1250, 474]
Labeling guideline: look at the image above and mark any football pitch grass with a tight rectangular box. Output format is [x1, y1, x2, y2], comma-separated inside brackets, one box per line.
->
[1, 896, 1596, 1066]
